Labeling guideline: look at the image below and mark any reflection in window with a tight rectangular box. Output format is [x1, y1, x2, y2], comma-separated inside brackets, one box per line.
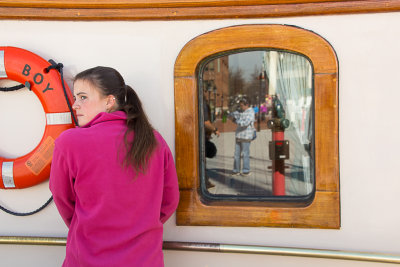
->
[200, 50, 314, 201]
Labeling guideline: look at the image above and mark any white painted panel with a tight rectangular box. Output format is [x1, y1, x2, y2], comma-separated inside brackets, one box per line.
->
[0, 11, 399, 266]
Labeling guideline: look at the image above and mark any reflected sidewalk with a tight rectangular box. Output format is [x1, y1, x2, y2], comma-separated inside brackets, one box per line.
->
[206, 128, 311, 196]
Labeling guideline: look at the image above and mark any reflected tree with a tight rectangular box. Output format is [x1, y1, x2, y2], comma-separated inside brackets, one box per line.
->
[229, 68, 245, 96]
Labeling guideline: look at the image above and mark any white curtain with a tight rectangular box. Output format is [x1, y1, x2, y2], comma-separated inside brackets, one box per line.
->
[265, 51, 313, 194]
[275, 52, 312, 145]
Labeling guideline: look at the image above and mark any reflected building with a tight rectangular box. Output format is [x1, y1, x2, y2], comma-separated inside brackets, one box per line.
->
[202, 56, 229, 120]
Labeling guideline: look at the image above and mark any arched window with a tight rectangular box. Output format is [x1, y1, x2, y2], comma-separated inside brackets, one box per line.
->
[174, 25, 339, 228]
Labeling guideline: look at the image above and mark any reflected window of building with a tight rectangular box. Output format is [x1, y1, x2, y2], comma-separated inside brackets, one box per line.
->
[200, 50, 314, 202]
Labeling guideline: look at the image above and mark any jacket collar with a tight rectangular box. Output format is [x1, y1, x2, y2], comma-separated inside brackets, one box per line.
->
[80, 111, 126, 128]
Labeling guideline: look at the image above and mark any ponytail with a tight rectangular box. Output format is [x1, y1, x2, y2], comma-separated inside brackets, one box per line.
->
[122, 85, 157, 174]
[74, 66, 157, 175]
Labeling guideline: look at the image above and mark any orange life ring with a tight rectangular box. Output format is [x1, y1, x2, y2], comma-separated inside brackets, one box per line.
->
[0, 47, 74, 189]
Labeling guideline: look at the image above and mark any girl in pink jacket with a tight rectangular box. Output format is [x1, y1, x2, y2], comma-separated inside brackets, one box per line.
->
[50, 66, 179, 267]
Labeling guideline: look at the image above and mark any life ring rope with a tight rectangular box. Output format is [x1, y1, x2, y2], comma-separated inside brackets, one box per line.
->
[46, 59, 78, 126]
[0, 196, 53, 216]
[0, 83, 25, 92]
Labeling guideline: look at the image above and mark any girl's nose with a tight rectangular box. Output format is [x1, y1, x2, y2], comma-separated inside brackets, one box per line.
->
[72, 101, 79, 110]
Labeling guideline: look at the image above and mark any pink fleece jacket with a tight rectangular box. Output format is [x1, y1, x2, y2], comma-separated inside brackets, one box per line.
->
[49, 111, 179, 267]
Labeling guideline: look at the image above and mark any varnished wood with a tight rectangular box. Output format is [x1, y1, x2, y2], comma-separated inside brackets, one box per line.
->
[175, 24, 339, 228]
[177, 191, 340, 228]
[175, 25, 337, 77]
[0, 0, 399, 20]
[315, 73, 340, 192]
[0, 0, 352, 8]
[175, 78, 198, 189]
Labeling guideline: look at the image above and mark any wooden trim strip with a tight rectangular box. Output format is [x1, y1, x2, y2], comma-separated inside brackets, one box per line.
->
[0, 1, 399, 20]
[1, 237, 399, 264]
[0, 1, 381, 9]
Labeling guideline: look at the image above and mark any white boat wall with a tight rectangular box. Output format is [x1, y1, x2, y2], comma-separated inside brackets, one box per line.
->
[0, 2, 400, 266]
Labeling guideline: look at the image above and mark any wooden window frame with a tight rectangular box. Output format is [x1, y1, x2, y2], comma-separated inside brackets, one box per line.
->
[174, 24, 339, 228]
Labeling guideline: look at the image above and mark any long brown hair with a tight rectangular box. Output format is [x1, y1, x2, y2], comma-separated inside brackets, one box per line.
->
[74, 66, 157, 174]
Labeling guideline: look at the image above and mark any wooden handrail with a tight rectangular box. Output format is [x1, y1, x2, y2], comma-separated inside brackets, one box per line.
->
[0, 0, 399, 20]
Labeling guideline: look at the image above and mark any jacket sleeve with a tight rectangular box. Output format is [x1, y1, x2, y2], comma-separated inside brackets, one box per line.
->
[49, 142, 76, 228]
[160, 146, 180, 223]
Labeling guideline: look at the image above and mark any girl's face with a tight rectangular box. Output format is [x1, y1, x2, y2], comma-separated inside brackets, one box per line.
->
[72, 79, 110, 126]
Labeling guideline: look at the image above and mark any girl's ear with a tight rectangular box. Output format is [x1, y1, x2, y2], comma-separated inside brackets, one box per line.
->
[105, 95, 116, 112]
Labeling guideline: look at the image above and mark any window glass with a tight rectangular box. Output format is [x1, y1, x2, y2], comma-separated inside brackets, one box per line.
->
[200, 50, 314, 201]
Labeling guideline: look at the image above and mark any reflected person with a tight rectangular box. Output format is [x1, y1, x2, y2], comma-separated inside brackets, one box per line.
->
[230, 98, 255, 176]
[203, 94, 219, 188]
[204, 96, 220, 155]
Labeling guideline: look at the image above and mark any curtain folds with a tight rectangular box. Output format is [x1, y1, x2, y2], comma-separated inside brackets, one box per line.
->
[265, 51, 313, 193]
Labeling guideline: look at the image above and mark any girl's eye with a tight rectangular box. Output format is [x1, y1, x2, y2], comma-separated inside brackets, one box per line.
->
[73, 95, 87, 101]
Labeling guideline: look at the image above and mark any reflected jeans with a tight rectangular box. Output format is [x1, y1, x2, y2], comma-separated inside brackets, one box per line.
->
[233, 140, 251, 174]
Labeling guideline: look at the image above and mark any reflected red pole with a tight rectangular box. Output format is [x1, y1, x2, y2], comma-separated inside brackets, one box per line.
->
[272, 131, 285, 196]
